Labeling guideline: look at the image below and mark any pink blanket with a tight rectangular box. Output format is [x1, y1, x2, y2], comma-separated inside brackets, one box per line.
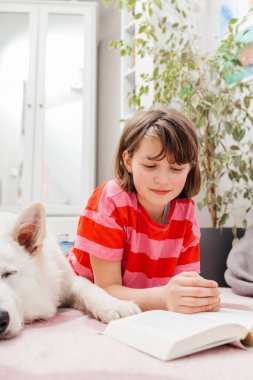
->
[1, 288, 253, 380]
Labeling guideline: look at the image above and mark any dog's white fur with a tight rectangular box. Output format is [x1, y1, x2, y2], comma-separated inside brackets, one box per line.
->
[0, 203, 140, 339]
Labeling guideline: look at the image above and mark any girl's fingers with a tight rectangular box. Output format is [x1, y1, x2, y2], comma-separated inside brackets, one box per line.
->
[180, 296, 220, 307]
[178, 285, 220, 298]
[175, 275, 218, 289]
[209, 303, 221, 312]
[166, 272, 221, 313]
[176, 305, 217, 314]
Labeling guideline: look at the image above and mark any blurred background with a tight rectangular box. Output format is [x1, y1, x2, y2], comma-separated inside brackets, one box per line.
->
[0, 0, 252, 242]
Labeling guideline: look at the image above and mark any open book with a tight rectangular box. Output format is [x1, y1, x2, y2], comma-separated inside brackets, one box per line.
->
[103, 308, 253, 360]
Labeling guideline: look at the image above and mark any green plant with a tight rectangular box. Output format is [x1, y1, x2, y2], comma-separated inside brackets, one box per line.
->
[105, 0, 253, 228]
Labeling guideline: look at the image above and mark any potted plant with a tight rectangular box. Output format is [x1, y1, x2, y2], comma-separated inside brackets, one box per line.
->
[105, 0, 253, 285]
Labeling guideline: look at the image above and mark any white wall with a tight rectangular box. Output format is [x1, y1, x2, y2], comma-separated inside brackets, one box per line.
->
[97, 5, 121, 184]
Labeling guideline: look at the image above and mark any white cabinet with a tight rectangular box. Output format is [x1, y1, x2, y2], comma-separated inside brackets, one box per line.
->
[0, 0, 98, 217]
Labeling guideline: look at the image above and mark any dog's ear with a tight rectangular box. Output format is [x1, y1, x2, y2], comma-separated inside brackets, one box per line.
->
[12, 202, 46, 255]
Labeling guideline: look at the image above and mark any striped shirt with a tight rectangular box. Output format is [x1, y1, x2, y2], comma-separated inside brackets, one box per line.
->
[67, 179, 200, 288]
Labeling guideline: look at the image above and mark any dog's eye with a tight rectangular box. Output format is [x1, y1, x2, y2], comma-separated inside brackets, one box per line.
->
[2, 270, 17, 279]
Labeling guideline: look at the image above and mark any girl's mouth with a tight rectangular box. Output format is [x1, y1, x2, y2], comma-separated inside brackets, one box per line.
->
[151, 189, 170, 195]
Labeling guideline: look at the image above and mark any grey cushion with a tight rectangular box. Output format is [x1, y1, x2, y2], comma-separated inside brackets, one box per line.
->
[225, 225, 253, 296]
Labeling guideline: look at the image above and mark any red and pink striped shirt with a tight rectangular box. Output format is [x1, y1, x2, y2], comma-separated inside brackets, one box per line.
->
[67, 179, 200, 288]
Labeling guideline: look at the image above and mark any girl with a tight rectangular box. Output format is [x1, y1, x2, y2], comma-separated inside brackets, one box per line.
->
[68, 108, 220, 314]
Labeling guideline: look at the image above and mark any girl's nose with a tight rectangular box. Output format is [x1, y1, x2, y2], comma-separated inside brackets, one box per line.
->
[154, 172, 169, 184]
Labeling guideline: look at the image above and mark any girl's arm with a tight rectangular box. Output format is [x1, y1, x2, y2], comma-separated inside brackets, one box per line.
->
[90, 255, 220, 313]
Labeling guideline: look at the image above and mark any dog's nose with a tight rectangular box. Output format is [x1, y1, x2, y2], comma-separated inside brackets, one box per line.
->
[0, 310, 10, 334]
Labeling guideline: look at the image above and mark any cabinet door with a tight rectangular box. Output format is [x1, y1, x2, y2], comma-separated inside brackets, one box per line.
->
[0, 3, 37, 210]
[34, 4, 97, 215]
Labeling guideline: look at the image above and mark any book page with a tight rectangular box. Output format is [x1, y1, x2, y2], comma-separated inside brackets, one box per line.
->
[129, 310, 242, 341]
[193, 308, 253, 331]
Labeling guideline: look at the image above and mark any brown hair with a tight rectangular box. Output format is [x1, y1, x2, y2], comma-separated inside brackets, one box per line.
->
[114, 108, 201, 198]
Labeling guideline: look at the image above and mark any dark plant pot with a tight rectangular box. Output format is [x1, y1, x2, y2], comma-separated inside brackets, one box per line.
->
[200, 227, 245, 287]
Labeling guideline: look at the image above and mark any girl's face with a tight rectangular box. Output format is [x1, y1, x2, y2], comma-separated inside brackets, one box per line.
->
[122, 135, 191, 223]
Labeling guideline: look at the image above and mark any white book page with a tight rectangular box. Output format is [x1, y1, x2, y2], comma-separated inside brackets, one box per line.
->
[193, 308, 253, 331]
[129, 310, 240, 341]
[105, 310, 250, 341]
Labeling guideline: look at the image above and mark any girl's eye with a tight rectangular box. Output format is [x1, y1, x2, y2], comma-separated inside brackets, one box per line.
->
[144, 165, 156, 169]
[171, 167, 183, 172]
[2, 270, 17, 279]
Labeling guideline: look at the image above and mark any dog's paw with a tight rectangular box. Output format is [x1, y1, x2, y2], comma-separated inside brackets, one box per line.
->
[94, 300, 141, 324]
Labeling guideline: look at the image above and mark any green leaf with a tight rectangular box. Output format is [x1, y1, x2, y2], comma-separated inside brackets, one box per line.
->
[232, 238, 239, 248]
[219, 213, 229, 227]
[162, 16, 167, 24]
[230, 145, 240, 150]
[239, 160, 247, 173]
[153, 67, 159, 79]
[243, 219, 248, 228]
[182, 10, 187, 18]
[242, 174, 248, 182]
[148, 7, 153, 17]
[229, 17, 238, 25]
[244, 96, 251, 108]
[243, 28, 250, 36]
[231, 59, 242, 66]
[138, 24, 147, 34]
[135, 13, 142, 20]
[224, 121, 232, 134]
[232, 129, 245, 141]
[108, 39, 120, 50]
[233, 155, 242, 167]
[228, 170, 237, 180]
[217, 195, 222, 206]
[127, 0, 135, 8]
[154, 0, 162, 8]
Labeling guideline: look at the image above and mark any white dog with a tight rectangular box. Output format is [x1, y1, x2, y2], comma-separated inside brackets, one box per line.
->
[0, 203, 140, 339]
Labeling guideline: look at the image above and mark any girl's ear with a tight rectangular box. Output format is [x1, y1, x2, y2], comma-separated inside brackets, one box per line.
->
[122, 150, 132, 173]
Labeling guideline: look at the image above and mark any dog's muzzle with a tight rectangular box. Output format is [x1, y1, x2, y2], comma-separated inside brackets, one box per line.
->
[0, 309, 10, 335]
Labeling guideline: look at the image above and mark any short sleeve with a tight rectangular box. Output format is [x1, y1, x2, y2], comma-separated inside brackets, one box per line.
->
[73, 208, 126, 262]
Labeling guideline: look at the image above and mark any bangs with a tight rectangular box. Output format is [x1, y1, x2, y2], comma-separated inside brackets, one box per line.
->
[145, 123, 197, 166]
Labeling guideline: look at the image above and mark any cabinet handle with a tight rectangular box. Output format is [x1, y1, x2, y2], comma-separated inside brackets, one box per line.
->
[39, 104, 43, 108]
[27, 104, 32, 108]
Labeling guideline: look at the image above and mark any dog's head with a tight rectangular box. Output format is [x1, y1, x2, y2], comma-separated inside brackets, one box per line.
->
[0, 202, 46, 339]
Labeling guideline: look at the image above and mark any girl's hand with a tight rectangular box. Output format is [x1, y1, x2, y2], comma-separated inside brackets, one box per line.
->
[163, 271, 221, 314]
